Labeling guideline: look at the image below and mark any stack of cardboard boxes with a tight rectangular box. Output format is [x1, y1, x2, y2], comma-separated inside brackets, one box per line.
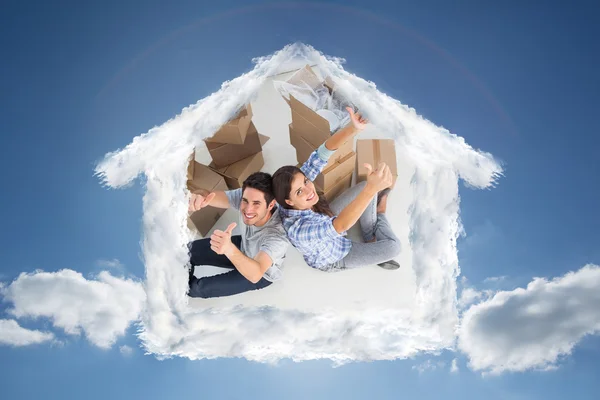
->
[185, 65, 399, 237]
[283, 66, 356, 202]
[187, 105, 270, 236]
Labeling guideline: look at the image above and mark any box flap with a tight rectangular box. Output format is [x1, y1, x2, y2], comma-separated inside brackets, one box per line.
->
[289, 95, 331, 136]
[286, 65, 322, 90]
[187, 161, 225, 193]
[205, 104, 253, 144]
[258, 133, 269, 146]
[208, 152, 265, 189]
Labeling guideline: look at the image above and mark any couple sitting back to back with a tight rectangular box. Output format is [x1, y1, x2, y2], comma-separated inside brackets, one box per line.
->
[187, 108, 401, 299]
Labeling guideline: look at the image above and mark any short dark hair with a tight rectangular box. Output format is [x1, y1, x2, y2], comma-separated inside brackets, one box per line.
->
[242, 172, 275, 206]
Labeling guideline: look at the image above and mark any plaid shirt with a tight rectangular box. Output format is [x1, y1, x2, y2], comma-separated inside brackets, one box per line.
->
[279, 150, 352, 269]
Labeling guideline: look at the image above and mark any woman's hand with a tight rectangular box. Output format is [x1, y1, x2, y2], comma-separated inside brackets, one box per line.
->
[364, 162, 393, 192]
[347, 107, 368, 131]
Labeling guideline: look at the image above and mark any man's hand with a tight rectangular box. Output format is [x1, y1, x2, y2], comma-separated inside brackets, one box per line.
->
[210, 223, 237, 257]
[189, 192, 216, 213]
[364, 162, 393, 192]
[347, 107, 368, 131]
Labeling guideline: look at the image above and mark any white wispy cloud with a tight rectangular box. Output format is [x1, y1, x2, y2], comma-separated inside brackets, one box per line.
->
[119, 345, 133, 356]
[3, 269, 145, 349]
[96, 259, 124, 269]
[450, 358, 459, 373]
[412, 359, 446, 374]
[458, 264, 600, 374]
[483, 275, 507, 284]
[94, 43, 502, 362]
[0, 319, 54, 347]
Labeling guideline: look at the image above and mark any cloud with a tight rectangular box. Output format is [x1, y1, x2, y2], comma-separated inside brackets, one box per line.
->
[119, 345, 133, 356]
[412, 359, 446, 374]
[95, 43, 502, 362]
[450, 358, 459, 373]
[458, 264, 600, 374]
[483, 276, 506, 284]
[458, 287, 486, 309]
[96, 259, 124, 269]
[0, 319, 55, 347]
[3, 269, 145, 349]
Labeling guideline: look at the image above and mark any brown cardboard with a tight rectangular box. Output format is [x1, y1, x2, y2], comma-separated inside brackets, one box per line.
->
[356, 139, 398, 187]
[286, 65, 323, 90]
[186, 160, 228, 236]
[206, 122, 270, 167]
[321, 171, 353, 202]
[205, 104, 253, 145]
[209, 151, 264, 189]
[289, 125, 354, 170]
[289, 96, 331, 146]
[314, 152, 356, 191]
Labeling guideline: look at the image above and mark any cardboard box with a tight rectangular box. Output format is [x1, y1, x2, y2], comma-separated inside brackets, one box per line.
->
[314, 151, 356, 191]
[356, 139, 398, 188]
[205, 122, 269, 167]
[186, 159, 228, 237]
[286, 65, 325, 90]
[209, 151, 264, 189]
[289, 97, 331, 147]
[289, 125, 354, 169]
[321, 171, 353, 202]
[205, 104, 253, 145]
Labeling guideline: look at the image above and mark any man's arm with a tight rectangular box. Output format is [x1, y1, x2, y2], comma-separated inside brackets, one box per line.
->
[225, 248, 272, 284]
[210, 223, 272, 283]
[189, 189, 232, 211]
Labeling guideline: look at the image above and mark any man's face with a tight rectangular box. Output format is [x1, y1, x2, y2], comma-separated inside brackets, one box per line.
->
[240, 187, 274, 226]
[285, 172, 319, 210]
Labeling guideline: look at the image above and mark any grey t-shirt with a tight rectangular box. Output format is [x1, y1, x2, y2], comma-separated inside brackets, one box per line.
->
[225, 189, 289, 282]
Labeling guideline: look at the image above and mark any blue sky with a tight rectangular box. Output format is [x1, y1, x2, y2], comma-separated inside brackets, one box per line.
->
[1, 0, 599, 399]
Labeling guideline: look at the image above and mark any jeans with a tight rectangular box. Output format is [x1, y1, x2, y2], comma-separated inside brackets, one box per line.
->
[187, 236, 272, 298]
[327, 181, 401, 271]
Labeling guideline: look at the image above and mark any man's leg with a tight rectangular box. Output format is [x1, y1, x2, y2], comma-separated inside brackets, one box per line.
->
[189, 270, 272, 299]
[188, 235, 242, 268]
[188, 235, 241, 296]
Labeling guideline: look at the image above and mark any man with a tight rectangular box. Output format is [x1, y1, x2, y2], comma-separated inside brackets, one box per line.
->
[187, 172, 290, 298]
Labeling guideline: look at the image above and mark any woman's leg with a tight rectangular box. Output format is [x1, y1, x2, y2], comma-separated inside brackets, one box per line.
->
[341, 214, 401, 269]
[329, 181, 377, 242]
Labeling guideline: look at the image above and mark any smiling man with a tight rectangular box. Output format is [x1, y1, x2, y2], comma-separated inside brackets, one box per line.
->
[186, 172, 290, 298]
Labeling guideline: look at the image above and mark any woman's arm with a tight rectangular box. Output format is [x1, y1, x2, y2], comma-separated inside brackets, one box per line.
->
[324, 108, 367, 151]
[300, 108, 368, 181]
[332, 163, 392, 234]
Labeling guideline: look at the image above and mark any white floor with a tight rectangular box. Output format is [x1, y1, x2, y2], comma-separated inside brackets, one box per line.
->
[189, 67, 417, 314]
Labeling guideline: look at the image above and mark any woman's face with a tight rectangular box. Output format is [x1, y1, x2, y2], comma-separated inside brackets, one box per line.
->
[285, 172, 320, 210]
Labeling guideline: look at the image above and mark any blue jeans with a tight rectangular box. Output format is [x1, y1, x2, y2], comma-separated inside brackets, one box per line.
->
[187, 236, 272, 298]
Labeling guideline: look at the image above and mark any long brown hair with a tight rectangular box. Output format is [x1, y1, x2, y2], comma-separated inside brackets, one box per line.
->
[272, 166, 334, 217]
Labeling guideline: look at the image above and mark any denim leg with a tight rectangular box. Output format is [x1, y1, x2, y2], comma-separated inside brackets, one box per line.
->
[187, 236, 272, 298]
[189, 271, 272, 298]
[188, 236, 242, 268]
[329, 181, 377, 241]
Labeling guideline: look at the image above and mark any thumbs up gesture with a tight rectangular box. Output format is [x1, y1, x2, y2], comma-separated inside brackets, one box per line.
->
[347, 107, 368, 131]
[210, 223, 237, 256]
[364, 162, 393, 192]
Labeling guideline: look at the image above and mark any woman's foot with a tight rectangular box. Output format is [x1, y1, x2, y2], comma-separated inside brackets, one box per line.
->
[377, 188, 391, 214]
[377, 260, 400, 270]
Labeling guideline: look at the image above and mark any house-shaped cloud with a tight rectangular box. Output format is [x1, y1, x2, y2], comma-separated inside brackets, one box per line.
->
[95, 43, 502, 362]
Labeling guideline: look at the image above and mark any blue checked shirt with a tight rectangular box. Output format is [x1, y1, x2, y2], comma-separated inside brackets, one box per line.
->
[279, 147, 352, 270]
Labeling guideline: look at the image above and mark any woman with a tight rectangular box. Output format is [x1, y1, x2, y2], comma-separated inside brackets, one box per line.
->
[272, 108, 401, 272]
